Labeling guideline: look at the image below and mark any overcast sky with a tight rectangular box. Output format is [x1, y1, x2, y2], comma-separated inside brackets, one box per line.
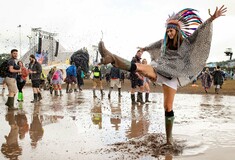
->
[0, 0, 234, 62]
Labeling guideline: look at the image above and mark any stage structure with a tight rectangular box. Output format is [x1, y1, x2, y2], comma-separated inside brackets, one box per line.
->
[21, 28, 60, 65]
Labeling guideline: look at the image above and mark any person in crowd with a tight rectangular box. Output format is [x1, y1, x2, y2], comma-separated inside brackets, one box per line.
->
[129, 50, 145, 104]
[51, 67, 64, 96]
[65, 62, 77, 93]
[16, 61, 28, 102]
[98, 6, 227, 145]
[199, 68, 212, 93]
[108, 63, 122, 99]
[212, 66, 224, 94]
[92, 63, 104, 98]
[28, 54, 42, 103]
[5, 49, 21, 110]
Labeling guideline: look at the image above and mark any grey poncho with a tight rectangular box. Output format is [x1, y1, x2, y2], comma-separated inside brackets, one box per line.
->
[145, 19, 213, 87]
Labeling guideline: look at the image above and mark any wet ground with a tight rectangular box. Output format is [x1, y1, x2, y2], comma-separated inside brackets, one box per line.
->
[0, 87, 235, 160]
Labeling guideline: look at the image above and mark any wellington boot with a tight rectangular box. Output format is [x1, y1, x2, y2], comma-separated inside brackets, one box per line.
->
[54, 90, 59, 96]
[31, 94, 38, 103]
[131, 94, 136, 105]
[118, 88, 122, 97]
[165, 112, 175, 145]
[17, 92, 21, 102]
[6, 97, 18, 110]
[93, 89, 97, 98]
[98, 41, 136, 72]
[60, 90, 63, 96]
[137, 92, 144, 104]
[21, 92, 24, 101]
[145, 93, 151, 103]
[38, 92, 42, 100]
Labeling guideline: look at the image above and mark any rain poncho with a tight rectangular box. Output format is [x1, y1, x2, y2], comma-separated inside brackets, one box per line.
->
[146, 19, 213, 87]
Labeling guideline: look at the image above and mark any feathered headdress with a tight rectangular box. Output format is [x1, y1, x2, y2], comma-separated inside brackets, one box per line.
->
[162, 8, 203, 54]
[166, 8, 203, 38]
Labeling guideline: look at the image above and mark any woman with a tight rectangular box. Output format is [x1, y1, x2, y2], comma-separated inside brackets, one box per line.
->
[16, 61, 28, 102]
[200, 68, 212, 93]
[51, 67, 63, 96]
[98, 6, 227, 145]
[141, 59, 151, 103]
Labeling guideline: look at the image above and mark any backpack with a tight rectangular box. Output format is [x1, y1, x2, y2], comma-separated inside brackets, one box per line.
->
[66, 66, 75, 76]
[52, 71, 59, 80]
[81, 70, 85, 78]
[0, 60, 9, 78]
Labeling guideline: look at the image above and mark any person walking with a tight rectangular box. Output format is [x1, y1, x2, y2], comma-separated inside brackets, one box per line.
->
[92, 63, 104, 98]
[28, 54, 42, 103]
[199, 68, 212, 94]
[212, 66, 224, 94]
[130, 50, 145, 104]
[108, 63, 122, 99]
[5, 49, 21, 110]
[65, 62, 77, 93]
[98, 6, 227, 145]
[51, 67, 64, 96]
[16, 61, 28, 102]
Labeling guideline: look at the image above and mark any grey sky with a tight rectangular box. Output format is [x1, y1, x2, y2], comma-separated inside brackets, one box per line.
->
[0, 0, 234, 62]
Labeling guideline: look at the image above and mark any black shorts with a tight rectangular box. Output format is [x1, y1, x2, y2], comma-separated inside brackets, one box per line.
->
[131, 78, 143, 88]
[32, 80, 40, 88]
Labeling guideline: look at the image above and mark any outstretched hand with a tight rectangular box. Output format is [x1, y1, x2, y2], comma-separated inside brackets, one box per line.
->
[209, 5, 227, 21]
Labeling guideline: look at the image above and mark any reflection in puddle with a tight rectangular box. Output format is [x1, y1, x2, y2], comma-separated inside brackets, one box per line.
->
[0, 89, 235, 159]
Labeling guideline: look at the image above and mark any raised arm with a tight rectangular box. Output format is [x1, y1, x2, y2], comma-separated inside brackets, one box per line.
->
[208, 5, 227, 22]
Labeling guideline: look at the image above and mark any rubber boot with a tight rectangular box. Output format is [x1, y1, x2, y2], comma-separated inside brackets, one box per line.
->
[145, 92, 151, 103]
[215, 88, 219, 94]
[17, 92, 21, 102]
[6, 97, 18, 110]
[98, 41, 137, 72]
[31, 93, 38, 103]
[108, 87, 113, 99]
[137, 92, 144, 104]
[118, 88, 121, 97]
[66, 84, 69, 93]
[21, 92, 24, 102]
[165, 110, 175, 145]
[93, 89, 96, 98]
[131, 94, 136, 105]
[50, 86, 53, 94]
[60, 90, 63, 96]
[54, 90, 59, 96]
[100, 89, 105, 96]
[38, 92, 42, 100]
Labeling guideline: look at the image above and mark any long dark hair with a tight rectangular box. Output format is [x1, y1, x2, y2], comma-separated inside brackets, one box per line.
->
[166, 29, 183, 50]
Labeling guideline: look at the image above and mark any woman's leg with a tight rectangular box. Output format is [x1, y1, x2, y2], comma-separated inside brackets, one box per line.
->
[98, 41, 157, 81]
[162, 85, 177, 145]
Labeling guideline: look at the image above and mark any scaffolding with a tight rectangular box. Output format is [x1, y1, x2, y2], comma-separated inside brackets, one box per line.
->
[31, 27, 58, 62]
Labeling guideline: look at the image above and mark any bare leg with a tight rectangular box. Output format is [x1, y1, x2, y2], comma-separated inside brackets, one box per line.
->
[98, 41, 157, 81]
[162, 85, 176, 145]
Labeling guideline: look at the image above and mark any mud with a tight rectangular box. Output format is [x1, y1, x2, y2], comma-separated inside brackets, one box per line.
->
[0, 87, 235, 159]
